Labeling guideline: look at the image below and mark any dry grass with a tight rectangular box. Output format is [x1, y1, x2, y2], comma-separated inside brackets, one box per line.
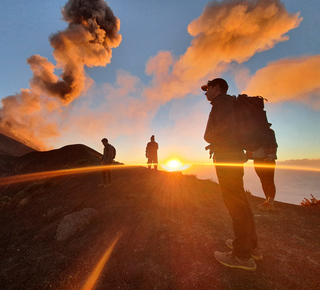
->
[300, 194, 320, 207]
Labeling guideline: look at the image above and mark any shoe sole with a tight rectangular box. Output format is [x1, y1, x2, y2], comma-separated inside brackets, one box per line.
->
[226, 241, 263, 261]
[214, 252, 257, 271]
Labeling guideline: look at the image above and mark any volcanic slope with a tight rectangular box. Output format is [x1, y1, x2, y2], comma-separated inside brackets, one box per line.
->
[0, 132, 35, 157]
[0, 145, 319, 289]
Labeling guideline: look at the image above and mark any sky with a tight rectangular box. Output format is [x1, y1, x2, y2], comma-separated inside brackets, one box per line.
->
[0, 0, 320, 168]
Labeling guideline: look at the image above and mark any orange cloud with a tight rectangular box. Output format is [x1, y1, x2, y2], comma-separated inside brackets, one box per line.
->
[243, 55, 320, 108]
[145, 0, 302, 103]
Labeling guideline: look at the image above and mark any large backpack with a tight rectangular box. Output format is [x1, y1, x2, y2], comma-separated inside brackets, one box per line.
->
[111, 145, 116, 159]
[234, 94, 270, 152]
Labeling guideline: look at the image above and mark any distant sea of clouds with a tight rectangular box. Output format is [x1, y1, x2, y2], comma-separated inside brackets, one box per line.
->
[184, 159, 320, 206]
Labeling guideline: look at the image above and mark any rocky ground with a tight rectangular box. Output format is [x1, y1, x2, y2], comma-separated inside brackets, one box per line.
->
[0, 145, 319, 289]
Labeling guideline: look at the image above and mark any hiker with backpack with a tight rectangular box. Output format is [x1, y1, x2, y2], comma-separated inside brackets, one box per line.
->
[246, 124, 278, 212]
[202, 78, 261, 271]
[100, 138, 116, 187]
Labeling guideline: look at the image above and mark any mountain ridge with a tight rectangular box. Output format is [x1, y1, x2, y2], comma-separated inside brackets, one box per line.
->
[0, 143, 319, 289]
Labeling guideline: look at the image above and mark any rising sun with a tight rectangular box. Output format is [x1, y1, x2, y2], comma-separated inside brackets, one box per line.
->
[168, 159, 179, 168]
[161, 158, 190, 172]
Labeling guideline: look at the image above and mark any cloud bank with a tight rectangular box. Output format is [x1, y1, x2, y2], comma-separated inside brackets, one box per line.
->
[244, 55, 320, 108]
[0, 0, 305, 151]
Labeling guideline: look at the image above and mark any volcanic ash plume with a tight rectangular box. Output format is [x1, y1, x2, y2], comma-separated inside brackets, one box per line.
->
[145, 0, 302, 103]
[30, 0, 121, 104]
[0, 0, 121, 149]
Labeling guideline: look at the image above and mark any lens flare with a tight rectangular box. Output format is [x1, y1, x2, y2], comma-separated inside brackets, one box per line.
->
[161, 159, 190, 172]
[0, 164, 145, 186]
[82, 232, 122, 290]
[0, 162, 319, 187]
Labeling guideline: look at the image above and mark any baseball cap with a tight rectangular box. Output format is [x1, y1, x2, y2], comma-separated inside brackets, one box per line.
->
[201, 78, 228, 92]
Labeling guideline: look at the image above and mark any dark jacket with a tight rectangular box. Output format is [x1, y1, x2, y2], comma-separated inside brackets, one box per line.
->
[102, 143, 116, 165]
[146, 141, 158, 158]
[204, 93, 245, 162]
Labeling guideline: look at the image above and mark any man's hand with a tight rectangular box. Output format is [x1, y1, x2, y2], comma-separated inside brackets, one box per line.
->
[264, 154, 277, 161]
[205, 144, 214, 159]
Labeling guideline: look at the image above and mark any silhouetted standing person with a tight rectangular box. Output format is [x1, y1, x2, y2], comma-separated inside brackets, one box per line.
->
[146, 135, 158, 171]
[247, 124, 278, 211]
[100, 138, 116, 187]
[202, 78, 261, 271]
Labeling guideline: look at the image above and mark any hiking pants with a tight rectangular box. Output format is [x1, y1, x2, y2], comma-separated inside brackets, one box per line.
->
[147, 155, 158, 170]
[215, 163, 258, 259]
[101, 162, 113, 184]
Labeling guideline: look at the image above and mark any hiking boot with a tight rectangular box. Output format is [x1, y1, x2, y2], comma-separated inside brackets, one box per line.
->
[98, 183, 106, 187]
[257, 201, 275, 212]
[226, 239, 263, 261]
[214, 251, 257, 271]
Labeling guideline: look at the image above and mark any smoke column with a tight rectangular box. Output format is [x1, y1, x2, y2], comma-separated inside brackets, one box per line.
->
[0, 0, 121, 149]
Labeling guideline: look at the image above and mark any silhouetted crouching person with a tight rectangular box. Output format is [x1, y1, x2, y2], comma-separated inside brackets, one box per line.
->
[100, 138, 116, 187]
[146, 135, 158, 171]
[202, 78, 261, 271]
[247, 124, 278, 212]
